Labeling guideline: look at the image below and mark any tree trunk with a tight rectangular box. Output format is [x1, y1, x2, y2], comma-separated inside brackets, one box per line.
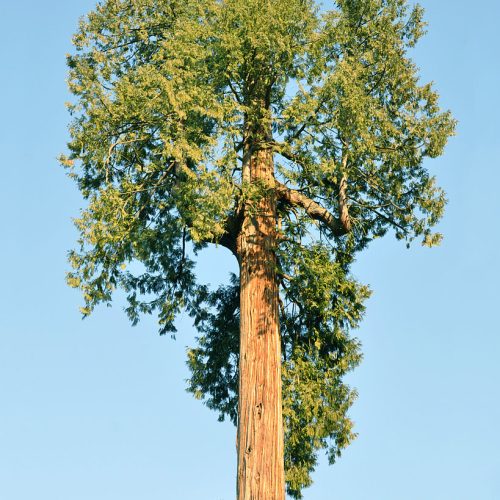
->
[236, 137, 285, 499]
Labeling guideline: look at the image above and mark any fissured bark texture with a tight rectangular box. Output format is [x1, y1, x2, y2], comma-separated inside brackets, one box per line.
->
[237, 143, 285, 500]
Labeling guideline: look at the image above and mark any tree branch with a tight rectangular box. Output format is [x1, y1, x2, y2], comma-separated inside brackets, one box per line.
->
[204, 208, 243, 260]
[283, 97, 327, 144]
[338, 151, 352, 232]
[275, 182, 349, 237]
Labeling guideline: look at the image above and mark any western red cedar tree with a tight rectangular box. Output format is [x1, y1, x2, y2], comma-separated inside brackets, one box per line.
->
[62, 0, 455, 497]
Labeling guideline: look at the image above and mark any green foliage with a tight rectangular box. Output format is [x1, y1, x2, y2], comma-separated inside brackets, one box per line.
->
[64, 0, 455, 496]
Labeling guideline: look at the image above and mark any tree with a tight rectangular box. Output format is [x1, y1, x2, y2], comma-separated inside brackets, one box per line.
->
[62, 0, 455, 498]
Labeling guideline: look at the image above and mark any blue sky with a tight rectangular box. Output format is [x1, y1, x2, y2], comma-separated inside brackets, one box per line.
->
[0, 1, 499, 499]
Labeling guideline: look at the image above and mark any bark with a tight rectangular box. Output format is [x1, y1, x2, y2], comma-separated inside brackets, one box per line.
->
[339, 152, 351, 232]
[338, 174, 351, 232]
[236, 137, 285, 498]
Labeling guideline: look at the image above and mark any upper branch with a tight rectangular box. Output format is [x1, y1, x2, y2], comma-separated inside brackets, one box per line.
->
[275, 182, 349, 237]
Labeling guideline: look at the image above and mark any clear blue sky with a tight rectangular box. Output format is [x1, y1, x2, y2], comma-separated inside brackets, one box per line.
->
[0, 1, 498, 499]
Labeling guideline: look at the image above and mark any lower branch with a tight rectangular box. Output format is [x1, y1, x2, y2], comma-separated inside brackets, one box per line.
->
[205, 209, 243, 259]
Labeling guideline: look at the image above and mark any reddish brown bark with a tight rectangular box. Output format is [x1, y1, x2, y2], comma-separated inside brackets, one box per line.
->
[236, 139, 285, 499]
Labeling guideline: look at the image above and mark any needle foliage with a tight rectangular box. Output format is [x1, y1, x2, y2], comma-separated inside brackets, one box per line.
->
[63, 0, 455, 496]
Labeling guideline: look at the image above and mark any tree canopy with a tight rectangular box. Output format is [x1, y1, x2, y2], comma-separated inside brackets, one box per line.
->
[62, 0, 455, 496]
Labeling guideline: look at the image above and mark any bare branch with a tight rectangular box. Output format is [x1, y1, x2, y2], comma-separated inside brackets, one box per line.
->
[275, 182, 349, 237]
